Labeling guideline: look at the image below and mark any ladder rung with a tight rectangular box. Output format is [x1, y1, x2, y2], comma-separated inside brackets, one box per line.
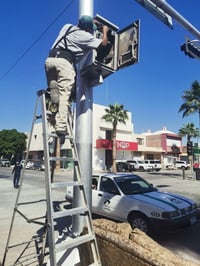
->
[17, 199, 46, 206]
[51, 181, 81, 188]
[15, 253, 40, 264]
[49, 156, 77, 162]
[53, 206, 88, 219]
[48, 132, 73, 140]
[8, 236, 43, 249]
[55, 234, 96, 253]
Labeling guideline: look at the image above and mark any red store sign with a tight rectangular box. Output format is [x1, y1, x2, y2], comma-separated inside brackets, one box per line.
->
[96, 139, 138, 151]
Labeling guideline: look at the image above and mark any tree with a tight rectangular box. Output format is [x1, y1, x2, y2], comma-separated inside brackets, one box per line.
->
[178, 122, 200, 143]
[178, 80, 200, 126]
[178, 123, 200, 166]
[102, 103, 128, 172]
[0, 129, 27, 162]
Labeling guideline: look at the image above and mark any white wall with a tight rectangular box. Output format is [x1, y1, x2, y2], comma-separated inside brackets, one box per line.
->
[92, 103, 135, 171]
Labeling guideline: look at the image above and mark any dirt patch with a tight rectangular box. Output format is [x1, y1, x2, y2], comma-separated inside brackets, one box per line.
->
[91, 219, 199, 266]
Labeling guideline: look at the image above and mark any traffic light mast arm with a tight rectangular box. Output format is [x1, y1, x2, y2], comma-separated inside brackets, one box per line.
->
[150, 0, 200, 40]
[135, 0, 200, 40]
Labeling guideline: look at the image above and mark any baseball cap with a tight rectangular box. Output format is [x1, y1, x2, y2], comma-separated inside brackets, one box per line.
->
[78, 15, 97, 30]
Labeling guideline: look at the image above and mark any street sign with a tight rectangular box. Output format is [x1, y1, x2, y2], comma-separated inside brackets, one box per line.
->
[193, 147, 200, 154]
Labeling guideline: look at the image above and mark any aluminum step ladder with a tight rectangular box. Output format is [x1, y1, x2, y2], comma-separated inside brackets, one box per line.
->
[2, 89, 101, 266]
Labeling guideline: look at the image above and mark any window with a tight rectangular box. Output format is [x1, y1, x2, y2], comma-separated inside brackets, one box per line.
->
[100, 177, 120, 195]
[136, 138, 144, 145]
[106, 130, 112, 140]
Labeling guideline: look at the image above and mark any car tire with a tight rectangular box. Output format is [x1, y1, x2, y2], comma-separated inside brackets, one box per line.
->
[129, 212, 151, 234]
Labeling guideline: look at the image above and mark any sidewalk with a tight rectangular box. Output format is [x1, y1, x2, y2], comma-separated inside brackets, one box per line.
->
[1, 168, 200, 264]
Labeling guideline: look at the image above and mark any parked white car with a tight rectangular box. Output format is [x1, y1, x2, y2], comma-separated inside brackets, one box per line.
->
[175, 160, 190, 170]
[126, 160, 153, 171]
[144, 160, 162, 171]
[24, 161, 34, 169]
[66, 173, 200, 235]
[0, 158, 10, 167]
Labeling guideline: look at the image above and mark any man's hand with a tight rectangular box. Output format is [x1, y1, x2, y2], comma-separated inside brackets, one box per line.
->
[101, 25, 109, 46]
[103, 25, 109, 31]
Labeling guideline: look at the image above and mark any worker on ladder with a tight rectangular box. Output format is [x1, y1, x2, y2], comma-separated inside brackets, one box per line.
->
[44, 15, 109, 140]
[3, 15, 109, 266]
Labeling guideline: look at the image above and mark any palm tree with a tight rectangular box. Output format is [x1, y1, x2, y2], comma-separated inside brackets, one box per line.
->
[179, 123, 200, 167]
[102, 103, 128, 172]
[178, 122, 200, 144]
[178, 80, 200, 126]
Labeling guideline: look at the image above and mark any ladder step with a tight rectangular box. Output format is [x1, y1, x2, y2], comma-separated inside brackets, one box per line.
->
[55, 234, 96, 253]
[53, 206, 88, 219]
[51, 181, 81, 189]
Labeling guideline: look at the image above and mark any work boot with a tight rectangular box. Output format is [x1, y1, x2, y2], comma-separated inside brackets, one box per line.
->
[56, 129, 68, 145]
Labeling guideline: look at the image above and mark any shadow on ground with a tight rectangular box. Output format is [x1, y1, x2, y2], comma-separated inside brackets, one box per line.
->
[0, 174, 11, 179]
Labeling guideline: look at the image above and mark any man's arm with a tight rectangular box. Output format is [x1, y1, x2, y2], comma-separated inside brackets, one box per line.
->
[12, 167, 15, 174]
[101, 25, 109, 46]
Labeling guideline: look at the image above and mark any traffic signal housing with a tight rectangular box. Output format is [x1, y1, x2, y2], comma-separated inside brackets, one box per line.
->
[187, 141, 193, 156]
[181, 39, 200, 60]
[80, 14, 140, 87]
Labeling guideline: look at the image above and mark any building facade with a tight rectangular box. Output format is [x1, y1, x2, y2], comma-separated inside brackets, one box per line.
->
[140, 128, 182, 168]
[26, 104, 183, 171]
[93, 104, 138, 170]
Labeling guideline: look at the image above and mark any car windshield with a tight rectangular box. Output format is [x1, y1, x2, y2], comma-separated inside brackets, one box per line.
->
[114, 175, 157, 195]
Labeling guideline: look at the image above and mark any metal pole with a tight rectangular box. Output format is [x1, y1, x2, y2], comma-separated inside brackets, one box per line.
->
[79, 0, 93, 16]
[73, 0, 94, 234]
[151, 0, 200, 40]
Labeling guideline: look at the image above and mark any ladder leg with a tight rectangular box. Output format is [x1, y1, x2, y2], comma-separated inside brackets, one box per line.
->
[2, 93, 44, 266]
[40, 90, 57, 265]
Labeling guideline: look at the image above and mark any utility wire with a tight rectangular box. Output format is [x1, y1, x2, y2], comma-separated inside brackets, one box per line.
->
[0, 0, 75, 81]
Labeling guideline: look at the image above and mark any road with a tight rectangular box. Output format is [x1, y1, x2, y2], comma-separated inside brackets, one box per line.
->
[0, 167, 200, 265]
[133, 169, 200, 265]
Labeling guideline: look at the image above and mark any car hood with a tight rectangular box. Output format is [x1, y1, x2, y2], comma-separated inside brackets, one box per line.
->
[128, 191, 194, 211]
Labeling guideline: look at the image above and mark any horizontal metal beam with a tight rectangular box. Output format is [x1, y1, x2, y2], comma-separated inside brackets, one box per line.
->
[150, 0, 200, 40]
[135, 0, 173, 29]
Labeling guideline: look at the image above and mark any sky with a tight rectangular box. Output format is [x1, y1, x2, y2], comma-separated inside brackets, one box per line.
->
[1, 0, 200, 138]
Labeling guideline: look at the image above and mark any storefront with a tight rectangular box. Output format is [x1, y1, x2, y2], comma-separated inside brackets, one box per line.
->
[94, 139, 138, 170]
